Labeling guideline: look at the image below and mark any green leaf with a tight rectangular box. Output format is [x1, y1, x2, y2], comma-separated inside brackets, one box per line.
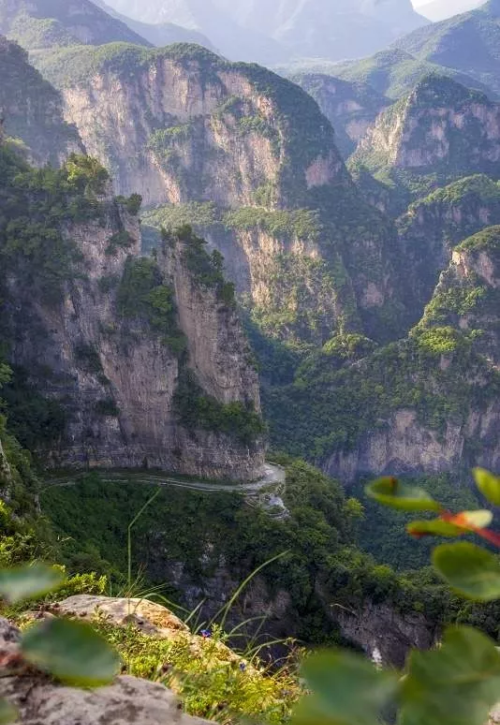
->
[433, 542, 500, 601]
[21, 618, 120, 687]
[407, 519, 465, 538]
[0, 563, 64, 604]
[399, 626, 500, 725]
[474, 468, 500, 506]
[0, 700, 17, 725]
[293, 650, 398, 725]
[366, 477, 441, 512]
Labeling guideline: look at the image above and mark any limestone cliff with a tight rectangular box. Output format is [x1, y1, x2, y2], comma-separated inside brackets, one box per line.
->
[397, 174, 500, 322]
[34, 42, 406, 344]
[0, 151, 264, 482]
[0, 36, 83, 165]
[268, 224, 500, 482]
[353, 75, 500, 177]
[324, 227, 500, 482]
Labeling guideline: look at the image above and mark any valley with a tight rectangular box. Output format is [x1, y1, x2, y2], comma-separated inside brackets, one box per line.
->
[2, 1, 500, 723]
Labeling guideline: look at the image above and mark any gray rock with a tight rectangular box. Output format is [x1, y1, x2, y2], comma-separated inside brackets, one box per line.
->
[0, 616, 210, 725]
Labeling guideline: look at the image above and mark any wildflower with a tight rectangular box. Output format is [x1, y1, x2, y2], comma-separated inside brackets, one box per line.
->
[200, 629, 212, 639]
[239, 662, 247, 672]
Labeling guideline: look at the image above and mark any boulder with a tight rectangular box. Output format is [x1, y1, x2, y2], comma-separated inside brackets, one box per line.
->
[0, 617, 210, 725]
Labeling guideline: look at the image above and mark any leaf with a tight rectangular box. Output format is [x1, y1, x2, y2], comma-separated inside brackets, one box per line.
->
[293, 650, 398, 725]
[0, 563, 64, 604]
[433, 542, 500, 601]
[366, 477, 441, 512]
[407, 519, 465, 538]
[21, 618, 120, 687]
[0, 700, 17, 725]
[399, 626, 500, 725]
[473, 468, 500, 506]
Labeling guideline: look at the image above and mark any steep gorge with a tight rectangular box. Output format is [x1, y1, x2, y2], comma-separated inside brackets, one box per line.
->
[0, 148, 264, 481]
[32, 42, 406, 345]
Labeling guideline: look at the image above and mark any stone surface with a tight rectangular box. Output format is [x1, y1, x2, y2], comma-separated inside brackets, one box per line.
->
[5, 184, 264, 481]
[0, 611, 210, 725]
[53, 595, 189, 639]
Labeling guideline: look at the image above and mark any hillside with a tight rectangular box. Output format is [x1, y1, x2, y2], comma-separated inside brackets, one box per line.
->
[324, 48, 496, 101]
[32, 41, 408, 346]
[394, 0, 500, 96]
[0, 35, 82, 164]
[351, 75, 500, 194]
[0, 0, 150, 51]
[91, 0, 286, 65]
[290, 73, 389, 157]
[267, 224, 500, 482]
[0, 143, 265, 479]
[92, 0, 217, 51]
[397, 174, 500, 319]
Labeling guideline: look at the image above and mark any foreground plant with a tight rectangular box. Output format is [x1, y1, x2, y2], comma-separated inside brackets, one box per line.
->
[294, 468, 500, 725]
[0, 563, 119, 720]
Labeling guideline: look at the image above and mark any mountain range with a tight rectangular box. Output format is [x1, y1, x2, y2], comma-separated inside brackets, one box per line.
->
[99, 0, 429, 63]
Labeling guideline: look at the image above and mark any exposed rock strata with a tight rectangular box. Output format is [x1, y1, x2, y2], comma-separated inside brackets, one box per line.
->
[6, 184, 264, 481]
[36, 44, 406, 343]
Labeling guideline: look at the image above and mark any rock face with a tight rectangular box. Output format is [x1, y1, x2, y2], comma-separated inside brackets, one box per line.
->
[0, 36, 83, 165]
[291, 73, 389, 158]
[0, 617, 210, 725]
[3, 163, 264, 480]
[354, 75, 500, 176]
[331, 600, 439, 669]
[397, 174, 500, 322]
[35, 42, 405, 344]
[324, 226, 500, 483]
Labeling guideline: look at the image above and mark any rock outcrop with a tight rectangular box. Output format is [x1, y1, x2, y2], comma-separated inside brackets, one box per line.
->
[353, 75, 500, 177]
[323, 226, 500, 482]
[0, 617, 210, 725]
[397, 174, 500, 322]
[1, 151, 264, 481]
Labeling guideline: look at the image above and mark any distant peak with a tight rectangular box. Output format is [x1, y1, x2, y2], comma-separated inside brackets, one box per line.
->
[409, 73, 488, 107]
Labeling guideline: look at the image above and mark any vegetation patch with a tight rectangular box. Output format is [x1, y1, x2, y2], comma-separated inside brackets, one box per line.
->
[117, 257, 186, 355]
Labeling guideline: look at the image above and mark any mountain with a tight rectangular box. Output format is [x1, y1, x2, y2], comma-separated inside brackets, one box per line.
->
[0, 143, 264, 479]
[321, 48, 496, 101]
[34, 41, 408, 346]
[290, 73, 389, 157]
[94, 0, 287, 65]
[352, 75, 500, 191]
[393, 0, 500, 96]
[101, 0, 428, 64]
[0, 35, 83, 164]
[397, 174, 500, 321]
[91, 0, 217, 52]
[0, 0, 150, 51]
[267, 225, 500, 483]
[418, 0, 484, 22]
